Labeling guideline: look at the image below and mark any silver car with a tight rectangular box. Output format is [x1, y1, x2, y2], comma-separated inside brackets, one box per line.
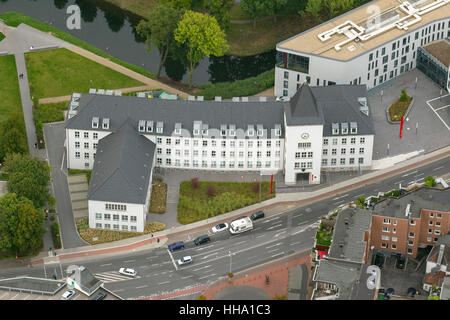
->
[61, 290, 75, 300]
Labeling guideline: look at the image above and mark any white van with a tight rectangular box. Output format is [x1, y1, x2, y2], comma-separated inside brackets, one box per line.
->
[229, 216, 253, 234]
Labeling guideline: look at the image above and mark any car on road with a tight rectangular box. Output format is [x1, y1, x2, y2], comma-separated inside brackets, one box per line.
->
[177, 256, 193, 266]
[168, 241, 185, 252]
[395, 256, 406, 269]
[119, 267, 137, 277]
[212, 223, 228, 233]
[194, 235, 211, 245]
[61, 289, 75, 300]
[250, 211, 265, 221]
[92, 291, 107, 300]
[276, 96, 289, 102]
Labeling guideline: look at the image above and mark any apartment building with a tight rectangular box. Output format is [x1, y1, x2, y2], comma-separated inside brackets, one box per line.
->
[275, 0, 450, 97]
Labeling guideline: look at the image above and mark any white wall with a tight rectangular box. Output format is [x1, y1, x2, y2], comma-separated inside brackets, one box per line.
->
[66, 128, 110, 170]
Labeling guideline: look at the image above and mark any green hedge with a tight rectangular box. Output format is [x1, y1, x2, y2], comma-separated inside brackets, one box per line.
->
[33, 102, 67, 149]
[0, 12, 156, 80]
[51, 222, 62, 249]
[68, 169, 92, 184]
[196, 68, 275, 100]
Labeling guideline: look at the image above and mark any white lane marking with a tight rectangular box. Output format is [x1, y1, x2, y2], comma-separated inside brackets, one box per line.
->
[267, 223, 283, 230]
[266, 242, 282, 249]
[151, 263, 160, 267]
[393, 181, 403, 185]
[402, 170, 418, 177]
[195, 244, 214, 251]
[427, 93, 450, 103]
[268, 248, 280, 253]
[253, 227, 262, 231]
[158, 281, 170, 285]
[100, 263, 112, 267]
[136, 285, 148, 289]
[114, 289, 124, 292]
[332, 193, 349, 200]
[334, 200, 345, 205]
[275, 230, 287, 237]
[433, 165, 445, 171]
[434, 104, 450, 111]
[270, 252, 284, 258]
[167, 249, 178, 271]
[256, 234, 265, 238]
[416, 173, 425, 177]
[146, 256, 157, 260]
[247, 255, 258, 260]
[290, 241, 302, 246]
[201, 252, 218, 260]
[123, 260, 135, 263]
[193, 265, 212, 272]
[354, 193, 365, 198]
[426, 99, 450, 130]
[233, 240, 246, 246]
[181, 275, 194, 279]
[263, 216, 281, 223]
[199, 274, 216, 280]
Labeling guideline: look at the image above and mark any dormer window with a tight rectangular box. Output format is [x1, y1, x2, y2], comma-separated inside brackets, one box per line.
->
[332, 123, 339, 135]
[274, 124, 281, 137]
[202, 124, 208, 135]
[156, 121, 163, 134]
[146, 121, 153, 132]
[138, 120, 146, 132]
[341, 123, 348, 134]
[257, 125, 263, 137]
[175, 123, 182, 135]
[92, 117, 99, 129]
[193, 121, 201, 136]
[350, 122, 357, 134]
[102, 118, 110, 130]
[229, 125, 236, 137]
[248, 125, 254, 137]
[220, 125, 227, 137]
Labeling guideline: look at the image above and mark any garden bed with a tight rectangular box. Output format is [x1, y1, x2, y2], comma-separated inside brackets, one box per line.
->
[177, 180, 275, 224]
[149, 179, 167, 213]
[76, 218, 165, 245]
[388, 95, 412, 122]
[51, 222, 62, 249]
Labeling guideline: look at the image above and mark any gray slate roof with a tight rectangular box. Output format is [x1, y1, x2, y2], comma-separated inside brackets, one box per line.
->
[65, 94, 285, 139]
[329, 208, 372, 263]
[441, 277, 450, 300]
[88, 119, 156, 204]
[285, 83, 324, 126]
[372, 187, 450, 219]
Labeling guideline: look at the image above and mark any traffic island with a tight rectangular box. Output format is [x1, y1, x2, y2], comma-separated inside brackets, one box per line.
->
[387, 89, 413, 123]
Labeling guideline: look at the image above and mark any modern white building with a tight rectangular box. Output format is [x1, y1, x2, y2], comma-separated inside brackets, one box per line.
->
[275, 0, 450, 97]
[64, 83, 374, 231]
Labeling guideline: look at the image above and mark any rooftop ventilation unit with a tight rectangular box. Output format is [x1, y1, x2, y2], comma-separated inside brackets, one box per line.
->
[364, 10, 399, 34]
[137, 92, 146, 98]
[242, 97, 249, 102]
[197, 96, 204, 101]
[106, 90, 114, 96]
[97, 89, 105, 95]
[215, 96, 222, 102]
[72, 93, 81, 101]
[259, 96, 267, 102]
[89, 88, 96, 94]
[114, 90, 122, 96]
[70, 101, 79, 110]
[188, 96, 195, 101]
[405, 203, 411, 218]
[232, 97, 240, 102]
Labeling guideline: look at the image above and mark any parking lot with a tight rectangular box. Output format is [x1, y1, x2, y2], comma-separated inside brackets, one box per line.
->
[426, 93, 450, 131]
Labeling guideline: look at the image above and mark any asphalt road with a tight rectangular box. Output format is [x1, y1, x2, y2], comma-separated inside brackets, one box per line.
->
[0, 155, 448, 299]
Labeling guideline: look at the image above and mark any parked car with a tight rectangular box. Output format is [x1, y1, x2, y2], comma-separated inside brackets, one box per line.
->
[92, 291, 107, 300]
[194, 235, 211, 246]
[385, 288, 394, 297]
[250, 211, 265, 221]
[276, 96, 289, 102]
[177, 256, 193, 266]
[61, 290, 75, 300]
[373, 253, 384, 269]
[396, 256, 406, 269]
[212, 223, 228, 233]
[407, 287, 417, 298]
[119, 267, 137, 277]
[168, 241, 185, 252]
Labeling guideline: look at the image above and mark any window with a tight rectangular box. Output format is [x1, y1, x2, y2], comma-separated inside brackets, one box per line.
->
[121, 215, 128, 222]
[383, 218, 391, 224]
[323, 139, 328, 146]
[392, 237, 397, 242]
[298, 142, 311, 148]
[409, 220, 415, 225]
[175, 139, 180, 145]
[436, 221, 441, 227]
[84, 153, 89, 159]
[113, 214, 119, 221]
[381, 235, 389, 241]
[284, 71, 289, 79]
[331, 149, 337, 155]
[323, 149, 328, 156]
[407, 248, 413, 255]
[104, 224, 110, 230]
[393, 220, 397, 226]
[340, 158, 345, 165]
[122, 225, 128, 231]
[96, 223, 102, 229]
[131, 226, 137, 232]
[95, 213, 102, 220]
[332, 138, 338, 145]
[428, 228, 433, 234]
[351, 138, 356, 144]
[83, 132, 89, 139]
[408, 240, 414, 246]
[341, 148, 346, 155]
[436, 213, 442, 219]
[113, 225, 119, 230]
[75, 141, 80, 148]
[157, 137, 162, 144]
[350, 148, 355, 154]
[382, 227, 390, 232]
[322, 159, 327, 166]
[429, 220, 433, 226]
[369, 53, 373, 61]
[359, 148, 364, 154]
[429, 212, 434, 218]
[427, 237, 432, 242]
[409, 232, 414, 238]
[391, 244, 397, 250]
[75, 131, 80, 138]
[331, 159, 336, 166]
[276, 140, 281, 147]
[434, 230, 440, 235]
[349, 158, 354, 165]
[184, 140, 189, 146]
[93, 132, 98, 140]
[266, 141, 271, 148]
[104, 214, 110, 220]
[84, 142, 89, 149]
[381, 243, 388, 249]
[341, 138, 347, 145]
[75, 152, 80, 159]
[283, 80, 288, 89]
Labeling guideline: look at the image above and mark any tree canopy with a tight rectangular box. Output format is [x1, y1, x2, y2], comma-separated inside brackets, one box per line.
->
[174, 10, 229, 88]
[0, 111, 28, 163]
[136, 2, 185, 78]
[0, 193, 45, 256]
[3, 153, 51, 209]
[204, 0, 233, 31]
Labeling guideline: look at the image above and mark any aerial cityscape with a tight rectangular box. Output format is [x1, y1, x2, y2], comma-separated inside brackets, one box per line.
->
[0, 0, 449, 308]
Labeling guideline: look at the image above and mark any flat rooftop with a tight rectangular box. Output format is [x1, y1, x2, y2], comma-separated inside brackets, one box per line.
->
[423, 39, 450, 66]
[278, 0, 450, 61]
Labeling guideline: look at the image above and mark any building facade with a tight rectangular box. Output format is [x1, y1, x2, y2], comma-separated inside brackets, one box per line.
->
[275, 0, 450, 97]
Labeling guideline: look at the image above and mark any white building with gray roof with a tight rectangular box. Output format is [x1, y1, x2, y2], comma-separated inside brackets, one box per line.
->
[64, 83, 374, 232]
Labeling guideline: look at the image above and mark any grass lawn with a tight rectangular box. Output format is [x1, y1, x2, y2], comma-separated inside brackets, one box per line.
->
[229, 4, 251, 20]
[178, 180, 275, 224]
[0, 55, 22, 125]
[33, 102, 68, 148]
[25, 48, 144, 99]
[388, 95, 412, 122]
[0, 172, 9, 181]
[76, 218, 165, 245]
[68, 169, 92, 184]
[315, 218, 336, 247]
[149, 179, 167, 213]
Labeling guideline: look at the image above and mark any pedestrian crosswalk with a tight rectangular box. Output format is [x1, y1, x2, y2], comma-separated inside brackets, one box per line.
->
[94, 271, 141, 283]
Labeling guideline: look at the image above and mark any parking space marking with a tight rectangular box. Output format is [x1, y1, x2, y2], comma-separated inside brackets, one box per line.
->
[136, 285, 148, 289]
[267, 223, 283, 230]
[167, 249, 178, 271]
[198, 274, 216, 280]
[195, 244, 214, 251]
[433, 165, 445, 171]
[158, 281, 170, 285]
[434, 104, 450, 111]
[426, 99, 450, 130]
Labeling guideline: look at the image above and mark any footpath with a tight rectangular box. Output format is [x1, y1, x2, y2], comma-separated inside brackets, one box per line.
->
[29, 145, 450, 266]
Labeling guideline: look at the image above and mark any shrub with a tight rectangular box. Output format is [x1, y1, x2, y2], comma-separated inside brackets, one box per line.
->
[400, 89, 408, 102]
[207, 184, 216, 197]
[424, 176, 436, 187]
[51, 222, 62, 249]
[227, 272, 234, 278]
[49, 215, 55, 222]
[191, 178, 199, 189]
[196, 295, 207, 300]
[356, 197, 366, 206]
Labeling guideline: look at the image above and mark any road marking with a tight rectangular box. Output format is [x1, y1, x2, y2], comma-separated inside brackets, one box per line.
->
[270, 252, 284, 258]
[114, 289, 125, 293]
[268, 248, 280, 253]
[181, 275, 194, 279]
[201, 252, 218, 260]
[267, 223, 283, 230]
[293, 213, 303, 217]
[195, 244, 214, 251]
[332, 193, 349, 200]
[290, 241, 302, 246]
[402, 170, 418, 177]
[334, 200, 345, 205]
[433, 165, 445, 171]
[354, 193, 365, 198]
[100, 263, 112, 267]
[136, 285, 148, 289]
[123, 260, 135, 263]
[151, 263, 160, 267]
[434, 104, 450, 111]
[167, 249, 178, 271]
[158, 281, 170, 285]
[416, 173, 425, 177]
[393, 181, 403, 185]
[193, 265, 211, 272]
[199, 274, 216, 280]
[233, 240, 246, 246]
[253, 227, 262, 231]
[146, 256, 157, 260]
[275, 230, 287, 237]
[427, 93, 450, 103]
[256, 234, 265, 238]
[426, 99, 450, 130]
[266, 242, 283, 249]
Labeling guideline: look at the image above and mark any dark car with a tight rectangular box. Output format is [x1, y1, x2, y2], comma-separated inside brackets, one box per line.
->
[373, 253, 384, 269]
[92, 291, 107, 300]
[194, 235, 211, 246]
[168, 241, 185, 252]
[385, 288, 394, 297]
[250, 211, 265, 221]
[396, 256, 406, 269]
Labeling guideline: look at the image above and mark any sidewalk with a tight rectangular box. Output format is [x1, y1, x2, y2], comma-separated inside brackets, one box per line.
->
[28, 144, 450, 266]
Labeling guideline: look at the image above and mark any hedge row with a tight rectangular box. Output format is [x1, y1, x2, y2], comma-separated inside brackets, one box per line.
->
[51, 222, 62, 249]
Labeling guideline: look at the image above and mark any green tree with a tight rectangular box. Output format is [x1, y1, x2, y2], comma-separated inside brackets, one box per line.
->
[174, 11, 229, 88]
[323, 0, 354, 18]
[3, 153, 51, 208]
[0, 111, 28, 162]
[400, 89, 408, 102]
[0, 193, 45, 256]
[304, 0, 322, 18]
[267, 0, 288, 23]
[204, 0, 233, 31]
[424, 176, 436, 187]
[136, 3, 185, 79]
[240, 0, 271, 28]
[162, 0, 193, 9]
